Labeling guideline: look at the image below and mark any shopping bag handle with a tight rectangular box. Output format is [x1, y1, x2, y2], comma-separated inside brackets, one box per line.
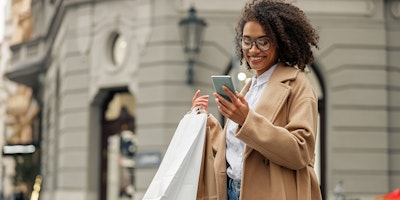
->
[189, 106, 207, 115]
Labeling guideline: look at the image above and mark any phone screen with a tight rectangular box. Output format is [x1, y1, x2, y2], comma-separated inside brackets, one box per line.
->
[211, 75, 236, 102]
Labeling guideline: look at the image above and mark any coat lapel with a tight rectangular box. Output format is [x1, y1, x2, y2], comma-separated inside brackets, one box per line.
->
[255, 82, 291, 121]
[243, 64, 299, 156]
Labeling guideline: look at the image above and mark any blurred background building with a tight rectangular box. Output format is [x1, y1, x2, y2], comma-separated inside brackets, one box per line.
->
[0, 0, 399, 200]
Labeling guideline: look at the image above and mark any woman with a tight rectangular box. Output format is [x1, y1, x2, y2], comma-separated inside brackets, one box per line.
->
[192, 0, 321, 199]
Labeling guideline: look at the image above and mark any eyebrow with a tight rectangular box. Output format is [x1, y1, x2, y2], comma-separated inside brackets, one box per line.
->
[242, 35, 269, 39]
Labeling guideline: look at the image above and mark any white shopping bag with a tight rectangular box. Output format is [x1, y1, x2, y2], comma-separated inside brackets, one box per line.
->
[143, 110, 207, 200]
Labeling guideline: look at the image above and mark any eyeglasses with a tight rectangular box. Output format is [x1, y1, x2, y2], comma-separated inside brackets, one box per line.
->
[240, 36, 271, 51]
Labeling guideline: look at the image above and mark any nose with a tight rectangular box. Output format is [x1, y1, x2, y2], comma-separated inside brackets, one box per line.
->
[249, 42, 260, 52]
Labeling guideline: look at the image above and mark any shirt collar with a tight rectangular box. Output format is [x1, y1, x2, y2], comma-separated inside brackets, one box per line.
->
[251, 63, 278, 87]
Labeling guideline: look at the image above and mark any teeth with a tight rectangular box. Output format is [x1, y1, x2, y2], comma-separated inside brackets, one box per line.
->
[250, 57, 262, 61]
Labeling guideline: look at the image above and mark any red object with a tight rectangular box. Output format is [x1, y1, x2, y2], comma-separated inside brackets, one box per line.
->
[376, 189, 400, 200]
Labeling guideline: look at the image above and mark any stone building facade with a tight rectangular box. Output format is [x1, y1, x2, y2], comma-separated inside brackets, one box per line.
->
[3, 0, 400, 199]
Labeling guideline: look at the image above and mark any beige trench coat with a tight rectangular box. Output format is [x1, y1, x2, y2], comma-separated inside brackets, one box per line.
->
[199, 64, 322, 200]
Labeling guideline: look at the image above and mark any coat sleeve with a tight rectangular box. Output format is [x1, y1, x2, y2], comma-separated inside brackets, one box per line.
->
[236, 78, 318, 170]
[206, 114, 224, 153]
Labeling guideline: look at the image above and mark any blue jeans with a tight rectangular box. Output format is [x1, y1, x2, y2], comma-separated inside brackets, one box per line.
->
[227, 177, 241, 200]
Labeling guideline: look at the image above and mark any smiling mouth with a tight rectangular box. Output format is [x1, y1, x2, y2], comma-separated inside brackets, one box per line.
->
[249, 56, 264, 61]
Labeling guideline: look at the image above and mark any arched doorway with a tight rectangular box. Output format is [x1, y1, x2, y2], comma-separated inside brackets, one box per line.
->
[307, 64, 327, 199]
[99, 89, 137, 200]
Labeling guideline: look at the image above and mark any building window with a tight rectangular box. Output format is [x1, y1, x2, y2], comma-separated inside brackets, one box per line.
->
[110, 33, 128, 67]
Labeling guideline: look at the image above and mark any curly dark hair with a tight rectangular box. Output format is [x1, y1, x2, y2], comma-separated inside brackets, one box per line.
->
[235, 0, 319, 71]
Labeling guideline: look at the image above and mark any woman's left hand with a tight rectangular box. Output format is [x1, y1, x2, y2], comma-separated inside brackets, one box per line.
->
[214, 86, 249, 126]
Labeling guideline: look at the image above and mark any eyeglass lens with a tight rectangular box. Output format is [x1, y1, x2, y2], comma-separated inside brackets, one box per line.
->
[241, 37, 270, 51]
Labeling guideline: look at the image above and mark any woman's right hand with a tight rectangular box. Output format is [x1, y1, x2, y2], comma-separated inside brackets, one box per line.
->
[191, 90, 209, 113]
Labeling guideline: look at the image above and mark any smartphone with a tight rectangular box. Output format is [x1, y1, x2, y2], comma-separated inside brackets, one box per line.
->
[211, 75, 236, 102]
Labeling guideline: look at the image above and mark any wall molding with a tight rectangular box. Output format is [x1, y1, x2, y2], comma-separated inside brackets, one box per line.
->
[175, 0, 376, 16]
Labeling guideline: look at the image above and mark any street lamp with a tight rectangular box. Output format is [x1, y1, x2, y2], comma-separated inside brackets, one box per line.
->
[179, 6, 207, 85]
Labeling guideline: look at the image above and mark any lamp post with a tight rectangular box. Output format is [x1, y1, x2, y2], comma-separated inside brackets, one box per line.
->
[179, 7, 207, 85]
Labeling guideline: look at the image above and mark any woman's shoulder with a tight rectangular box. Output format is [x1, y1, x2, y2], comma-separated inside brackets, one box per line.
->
[291, 70, 317, 100]
[270, 64, 299, 83]
[274, 64, 316, 99]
